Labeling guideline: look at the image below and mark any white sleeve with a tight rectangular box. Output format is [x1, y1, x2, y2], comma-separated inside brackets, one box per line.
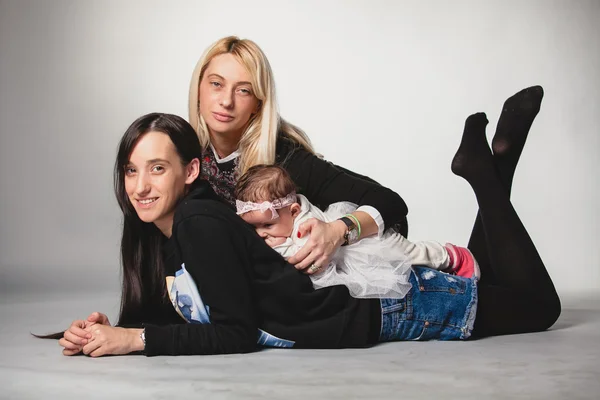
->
[356, 205, 384, 238]
[322, 201, 384, 238]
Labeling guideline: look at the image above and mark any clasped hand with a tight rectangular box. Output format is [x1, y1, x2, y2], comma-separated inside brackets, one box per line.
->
[58, 312, 141, 357]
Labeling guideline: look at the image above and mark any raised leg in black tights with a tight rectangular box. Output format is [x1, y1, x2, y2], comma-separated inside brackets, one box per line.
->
[451, 111, 561, 337]
[467, 86, 544, 286]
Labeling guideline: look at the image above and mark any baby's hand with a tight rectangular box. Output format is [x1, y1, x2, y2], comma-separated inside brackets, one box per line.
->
[265, 236, 287, 248]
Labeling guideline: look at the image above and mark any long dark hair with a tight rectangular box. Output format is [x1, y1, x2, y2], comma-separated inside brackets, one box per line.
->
[35, 113, 202, 339]
[114, 113, 202, 326]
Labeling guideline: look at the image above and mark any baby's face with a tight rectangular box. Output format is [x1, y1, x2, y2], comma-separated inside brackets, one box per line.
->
[241, 204, 298, 247]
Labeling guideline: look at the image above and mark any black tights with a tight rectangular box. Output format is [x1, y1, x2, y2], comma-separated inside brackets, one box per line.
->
[451, 87, 561, 337]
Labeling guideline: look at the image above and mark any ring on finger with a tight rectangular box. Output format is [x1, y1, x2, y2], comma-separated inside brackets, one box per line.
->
[308, 264, 322, 273]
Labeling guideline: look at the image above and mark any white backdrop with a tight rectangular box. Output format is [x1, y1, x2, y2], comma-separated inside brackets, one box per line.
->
[1, 0, 598, 294]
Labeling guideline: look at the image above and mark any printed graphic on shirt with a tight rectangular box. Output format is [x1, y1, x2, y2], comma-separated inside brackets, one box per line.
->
[166, 266, 210, 324]
[167, 264, 295, 348]
[200, 147, 238, 207]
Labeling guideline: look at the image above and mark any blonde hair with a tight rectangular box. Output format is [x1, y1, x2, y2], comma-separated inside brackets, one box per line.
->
[189, 36, 314, 175]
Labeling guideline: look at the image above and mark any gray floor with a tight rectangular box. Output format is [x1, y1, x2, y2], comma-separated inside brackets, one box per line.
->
[1, 290, 599, 400]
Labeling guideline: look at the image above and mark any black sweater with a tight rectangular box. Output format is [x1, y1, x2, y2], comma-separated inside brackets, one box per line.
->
[143, 182, 381, 356]
[201, 135, 409, 236]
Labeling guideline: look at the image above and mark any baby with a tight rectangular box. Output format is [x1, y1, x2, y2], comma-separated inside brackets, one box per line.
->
[235, 165, 479, 299]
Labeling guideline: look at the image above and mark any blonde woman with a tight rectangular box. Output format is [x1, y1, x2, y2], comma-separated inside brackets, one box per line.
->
[188, 36, 413, 274]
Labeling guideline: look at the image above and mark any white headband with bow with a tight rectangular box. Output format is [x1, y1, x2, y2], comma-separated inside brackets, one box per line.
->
[236, 192, 297, 220]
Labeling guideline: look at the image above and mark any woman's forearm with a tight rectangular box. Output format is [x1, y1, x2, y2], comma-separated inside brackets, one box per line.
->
[129, 328, 145, 352]
[351, 210, 378, 239]
[331, 211, 378, 242]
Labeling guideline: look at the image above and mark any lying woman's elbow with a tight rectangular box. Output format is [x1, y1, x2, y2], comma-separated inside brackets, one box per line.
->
[389, 190, 408, 216]
[542, 292, 562, 331]
[220, 327, 258, 354]
[238, 338, 258, 354]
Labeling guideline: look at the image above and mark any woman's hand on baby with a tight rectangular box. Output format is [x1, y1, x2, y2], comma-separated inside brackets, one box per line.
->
[82, 325, 143, 357]
[58, 312, 111, 356]
[288, 218, 346, 274]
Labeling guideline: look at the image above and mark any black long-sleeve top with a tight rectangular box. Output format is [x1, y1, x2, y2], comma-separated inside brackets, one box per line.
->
[142, 182, 381, 356]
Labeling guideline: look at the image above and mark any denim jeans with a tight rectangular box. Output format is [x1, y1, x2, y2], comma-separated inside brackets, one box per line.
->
[379, 266, 478, 341]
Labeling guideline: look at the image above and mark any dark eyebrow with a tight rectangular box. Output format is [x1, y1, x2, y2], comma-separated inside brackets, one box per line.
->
[147, 158, 171, 165]
[124, 159, 171, 168]
[207, 73, 252, 86]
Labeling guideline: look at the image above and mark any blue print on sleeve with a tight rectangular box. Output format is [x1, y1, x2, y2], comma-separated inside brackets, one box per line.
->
[257, 329, 295, 348]
[167, 264, 295, 348]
